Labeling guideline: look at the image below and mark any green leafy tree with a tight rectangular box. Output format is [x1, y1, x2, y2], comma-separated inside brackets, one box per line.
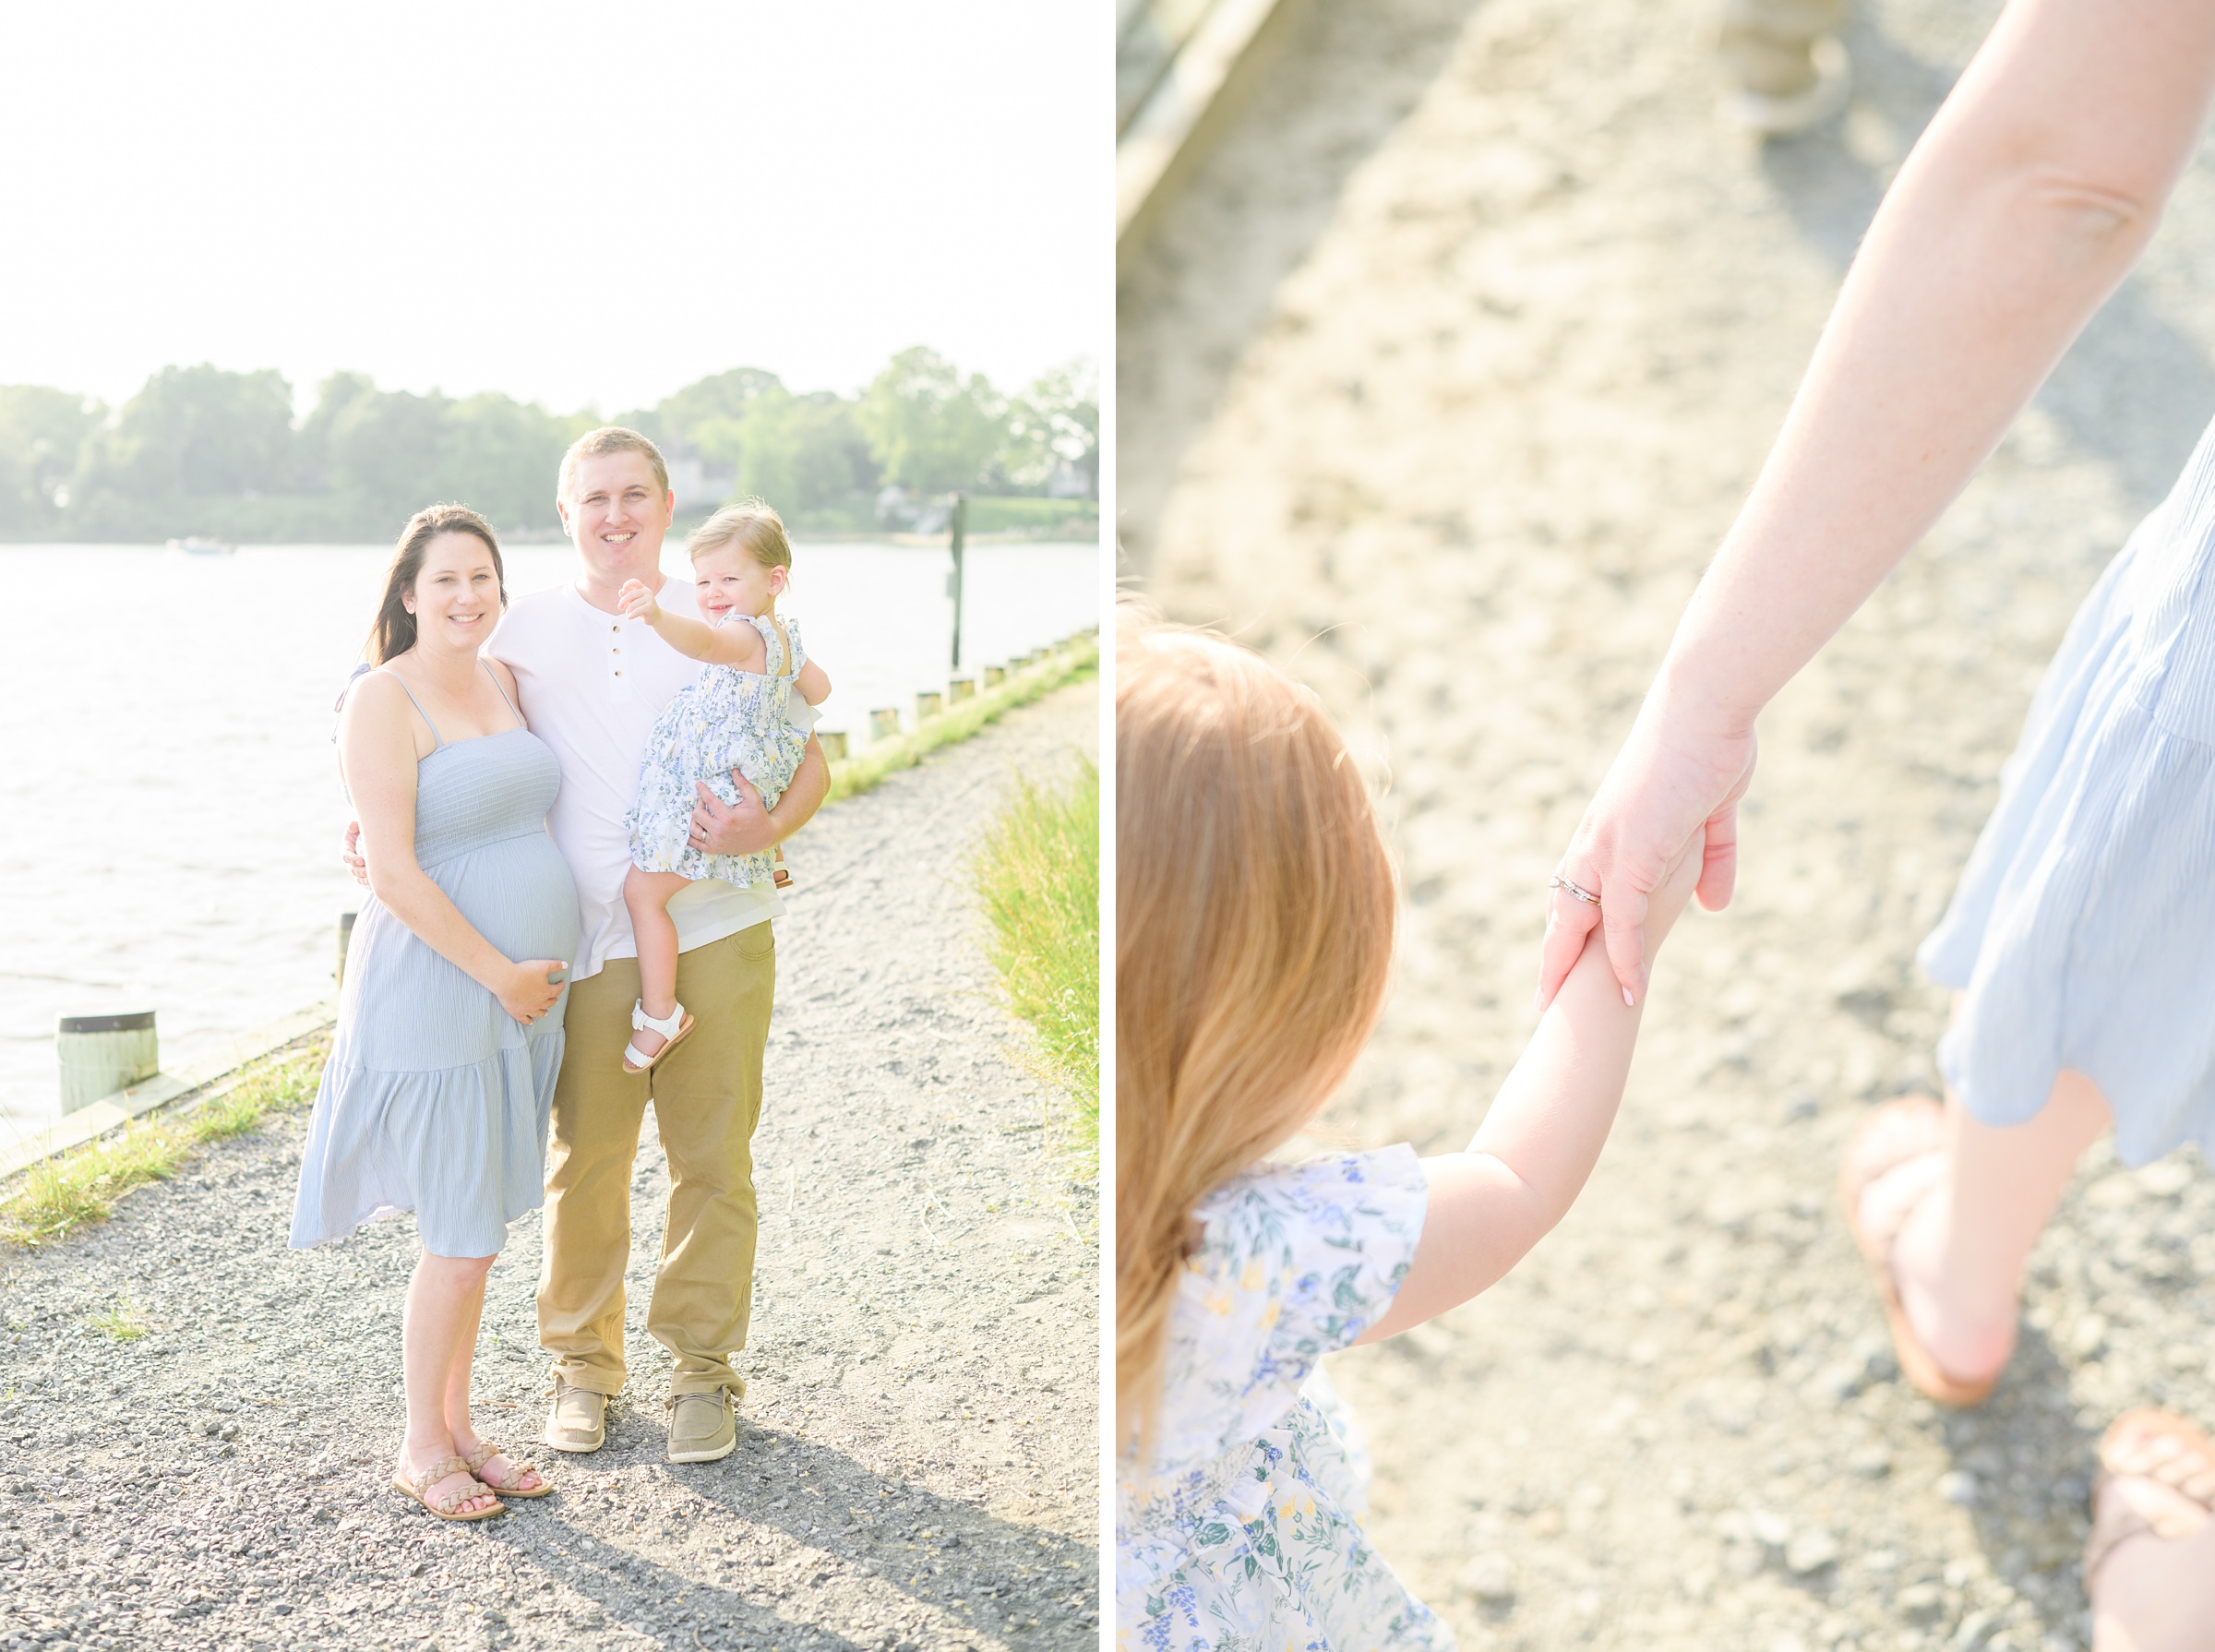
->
[737, 389, 880, 525]
[0, 386, 103, 532]
[857, 347, 1005, 495]
[70, 365, 295, 531]
[995, 360, 1098, 497]
[436, 392, 584, 533]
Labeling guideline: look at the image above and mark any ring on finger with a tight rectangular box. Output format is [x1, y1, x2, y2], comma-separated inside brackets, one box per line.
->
[1550, 874, 1600, 906]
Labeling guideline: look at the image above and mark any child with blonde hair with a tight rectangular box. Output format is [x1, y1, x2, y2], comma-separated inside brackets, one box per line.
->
[615, 500, 830, 1072]
[1116, 610, 1701, 1650]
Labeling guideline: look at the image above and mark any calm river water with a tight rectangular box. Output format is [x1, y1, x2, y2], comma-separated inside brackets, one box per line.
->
[0, 539, 1097, 1129]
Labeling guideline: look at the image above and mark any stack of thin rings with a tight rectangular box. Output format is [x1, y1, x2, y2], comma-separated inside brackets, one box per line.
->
[1550, 874, 1600, 906]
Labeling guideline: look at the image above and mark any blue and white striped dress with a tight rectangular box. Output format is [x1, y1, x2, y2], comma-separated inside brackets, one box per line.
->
[293, 673, 580, 1258]
[1920, 413, 2215, 1165]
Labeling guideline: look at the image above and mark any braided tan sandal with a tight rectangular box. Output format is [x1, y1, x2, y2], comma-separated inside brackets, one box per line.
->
[462, 1441, 552, 1499]
[391, 1454, 505, 1522]
[2084, 1410, 2215, 1588]
[1839, 1095, 2000, 1408]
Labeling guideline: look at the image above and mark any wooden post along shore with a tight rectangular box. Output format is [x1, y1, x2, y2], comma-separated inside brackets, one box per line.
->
[868, 707, 901, 742]
[916, 690, 942, 722]
[949, 676, 975, 703]
[57, 1012, 159, 1116]
[983, 665, 1005, 688]
[818, 730, 848, 760]
[336, 910, 357, 989]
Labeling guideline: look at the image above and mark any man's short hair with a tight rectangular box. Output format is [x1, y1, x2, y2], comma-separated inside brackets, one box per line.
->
[559, 426, 670, 501]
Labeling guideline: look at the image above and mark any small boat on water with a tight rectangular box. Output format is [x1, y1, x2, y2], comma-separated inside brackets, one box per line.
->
[167, 536, 235, 556]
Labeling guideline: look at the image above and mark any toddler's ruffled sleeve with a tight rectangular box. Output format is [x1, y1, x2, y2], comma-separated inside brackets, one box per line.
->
[1150, 1146, 1428, 1476]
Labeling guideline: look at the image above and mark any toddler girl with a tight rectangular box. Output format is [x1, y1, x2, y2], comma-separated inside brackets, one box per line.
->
[1115, 610, 1700, 1651]
[616, 500, 830, 1072]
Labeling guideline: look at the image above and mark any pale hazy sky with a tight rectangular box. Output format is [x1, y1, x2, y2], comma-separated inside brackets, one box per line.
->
[1, 2, 1105, 415]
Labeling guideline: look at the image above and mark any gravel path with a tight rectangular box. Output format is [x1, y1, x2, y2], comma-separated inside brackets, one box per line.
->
[0, 680, 1099, 1652]
[1124, 3, 2215, 1649]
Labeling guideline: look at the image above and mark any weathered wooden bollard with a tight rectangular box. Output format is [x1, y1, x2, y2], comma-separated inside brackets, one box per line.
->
[336, 910, 357, 988]
[868, 708, 900, 742]
[916, 690, 942, 721]
[819, 730, 848, 760]
[983, 665, 1006, 688]
[949, 677, 975, 702]
[57, 1012, 158, 1115]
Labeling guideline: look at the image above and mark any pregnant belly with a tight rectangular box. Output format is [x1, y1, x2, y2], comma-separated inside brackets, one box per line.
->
[429, 832, 582, 964]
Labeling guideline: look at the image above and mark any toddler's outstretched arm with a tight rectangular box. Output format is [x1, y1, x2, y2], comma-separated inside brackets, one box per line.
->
[1356, 847, 1702, 1344]
[617, 579, 768, 669]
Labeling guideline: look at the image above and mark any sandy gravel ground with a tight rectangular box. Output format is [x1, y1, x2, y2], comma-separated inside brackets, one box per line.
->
[1124, 1, 2215, 1648]
[0, 680, 1099, 1652]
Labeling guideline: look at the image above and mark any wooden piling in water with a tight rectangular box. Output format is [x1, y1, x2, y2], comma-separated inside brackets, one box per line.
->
[949, 677, 975, 702]
[868, 708, 900, 742]
[57, 1012, 158, 1116]
[336, 910, 356, 988]
[819, 730, 848, 760]
[984, 665, 1006, 688]
[916, 690, 942, 721]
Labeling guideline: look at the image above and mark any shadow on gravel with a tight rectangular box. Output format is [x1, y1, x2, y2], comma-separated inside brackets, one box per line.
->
[1116, 0, 1489, 578]
[485, 1427, 1096, 1652]
[1942, 1327, 2099, 1586]
[1762, 13, 2215, 516]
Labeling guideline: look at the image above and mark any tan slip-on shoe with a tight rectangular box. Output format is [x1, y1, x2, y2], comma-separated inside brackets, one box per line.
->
[545, 1380, 607, 1454]
[667, 1390, 737, 1463]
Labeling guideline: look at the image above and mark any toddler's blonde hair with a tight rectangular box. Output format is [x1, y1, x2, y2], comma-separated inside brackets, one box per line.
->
[688, 498, 793, 577]
[1116, 605, 1398, 1459]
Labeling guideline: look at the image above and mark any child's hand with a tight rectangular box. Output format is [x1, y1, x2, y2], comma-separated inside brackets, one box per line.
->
[617, 580, 659, 624]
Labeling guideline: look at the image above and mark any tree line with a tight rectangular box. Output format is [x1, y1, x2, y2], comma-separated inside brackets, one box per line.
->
[0, 348, 1097, 542]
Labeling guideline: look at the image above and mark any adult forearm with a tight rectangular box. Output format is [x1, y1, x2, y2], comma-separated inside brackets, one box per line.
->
[369, 864, 511, 989]
[770, 741, 830, 840]
[1666, 0, 2215, 734]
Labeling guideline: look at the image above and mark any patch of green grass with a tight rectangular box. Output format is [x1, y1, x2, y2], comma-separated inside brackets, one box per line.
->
[970, 757, 1100, 1159]
[0, 1039, 327, 1248]
[85, 1301, 150, 1342]
[826, 637, 1097, 806]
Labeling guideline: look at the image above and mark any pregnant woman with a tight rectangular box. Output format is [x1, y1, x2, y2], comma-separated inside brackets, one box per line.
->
[293, 506, 581, 1522]
[1539, 1, 2215, 1641]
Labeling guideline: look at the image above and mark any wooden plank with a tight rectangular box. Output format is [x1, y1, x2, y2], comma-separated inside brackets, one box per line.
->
[1116, 0, 1287, 247]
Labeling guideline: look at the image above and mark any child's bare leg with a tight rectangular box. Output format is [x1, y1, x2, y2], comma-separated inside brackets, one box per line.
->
[1858, 1066, 2111, 1383]
[621, 867, 691, 1058]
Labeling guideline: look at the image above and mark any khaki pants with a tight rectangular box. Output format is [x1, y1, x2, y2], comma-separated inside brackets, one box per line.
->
[537, 921, 775, 1398]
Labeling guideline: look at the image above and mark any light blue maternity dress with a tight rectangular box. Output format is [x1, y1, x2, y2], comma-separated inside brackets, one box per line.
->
[1920, 413, 2215, 1165]
[291, 669, 581, 1257]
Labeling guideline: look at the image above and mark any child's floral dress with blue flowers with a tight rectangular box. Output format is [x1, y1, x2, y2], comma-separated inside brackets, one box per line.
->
[627, 611, 812, 889]
[1117, 1147, 1451, 1652]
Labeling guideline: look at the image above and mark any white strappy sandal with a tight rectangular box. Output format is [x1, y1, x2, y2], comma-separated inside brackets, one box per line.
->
[621, 1000, 696, 1075]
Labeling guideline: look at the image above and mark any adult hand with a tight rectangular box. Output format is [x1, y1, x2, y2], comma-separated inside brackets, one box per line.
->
[494, 959, 568, 1025]
[1537, 688, 1757, 1011]
[616, 579, 658, 624]
[341, 820, 369, 890]
[689, 773, 777, 857]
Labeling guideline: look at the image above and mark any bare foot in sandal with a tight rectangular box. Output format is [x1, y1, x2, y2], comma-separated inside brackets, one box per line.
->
[394, 1443, 500, 1520]
[453, 1426, 548, 1497]
[2087, 1411, 2215, 1652]
[1843, 1098, 2014, 1399]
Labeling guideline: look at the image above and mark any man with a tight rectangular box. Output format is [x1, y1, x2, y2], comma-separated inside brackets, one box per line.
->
[489, 427, 826, 1462]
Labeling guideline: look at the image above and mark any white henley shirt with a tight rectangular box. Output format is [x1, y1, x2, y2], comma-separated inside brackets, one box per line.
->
[488, 575, 783, 983]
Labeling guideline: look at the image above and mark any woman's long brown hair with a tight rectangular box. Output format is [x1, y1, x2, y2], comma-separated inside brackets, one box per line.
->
[365, 505, 506, 665]
[1115, 609, 1398, 1463]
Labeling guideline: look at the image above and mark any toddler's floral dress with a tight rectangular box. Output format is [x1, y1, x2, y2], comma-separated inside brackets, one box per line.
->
[1116, 1148, 1452, 1652]
[626, 612, 813, 890]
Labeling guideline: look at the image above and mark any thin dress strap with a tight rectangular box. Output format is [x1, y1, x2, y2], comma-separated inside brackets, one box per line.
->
[480, 660, 524, 729]
[387, 671, 443, 750]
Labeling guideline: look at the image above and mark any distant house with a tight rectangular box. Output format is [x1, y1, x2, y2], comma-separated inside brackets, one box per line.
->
[666, 455, 736, 511]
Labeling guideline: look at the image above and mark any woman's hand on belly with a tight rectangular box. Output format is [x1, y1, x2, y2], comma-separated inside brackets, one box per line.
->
[495, 958, 569, 1025]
